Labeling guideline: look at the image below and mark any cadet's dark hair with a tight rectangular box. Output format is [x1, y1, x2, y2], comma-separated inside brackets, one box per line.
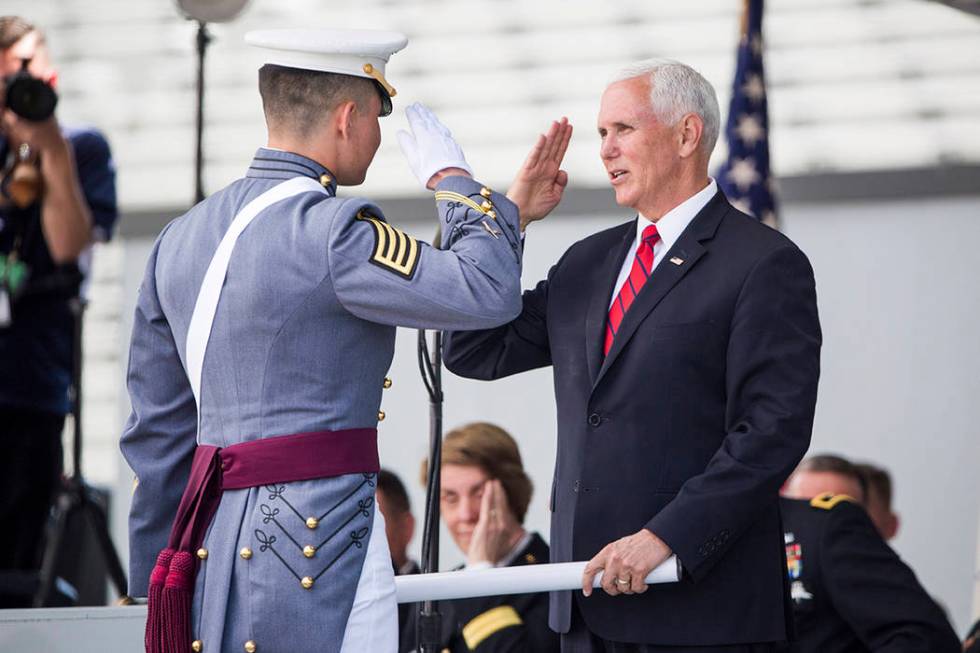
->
[854, 462, 893, 510]
[258, 64, 374, 136]
[421, 422, 533, 524]
[377, 468, 411, 515]
[798, 453, 868, 499]
[0, 16, 39, 51]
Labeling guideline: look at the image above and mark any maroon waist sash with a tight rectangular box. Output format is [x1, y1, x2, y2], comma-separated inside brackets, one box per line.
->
[145, 428, 378, 653]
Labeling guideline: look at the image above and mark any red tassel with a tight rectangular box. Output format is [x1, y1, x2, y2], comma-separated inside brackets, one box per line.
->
[160, 550, 195, 653]
[145, 548, 174, 653]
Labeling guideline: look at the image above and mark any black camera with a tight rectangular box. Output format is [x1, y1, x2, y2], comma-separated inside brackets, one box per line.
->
[1, 59, 58, 122]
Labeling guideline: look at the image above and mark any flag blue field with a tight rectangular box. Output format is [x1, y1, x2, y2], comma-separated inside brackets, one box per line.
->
[716, 0, 778, 228]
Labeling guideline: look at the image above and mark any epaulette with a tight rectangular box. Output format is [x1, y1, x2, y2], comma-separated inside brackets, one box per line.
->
[809, 493, 856, 510]
[462, 605, 523, 650]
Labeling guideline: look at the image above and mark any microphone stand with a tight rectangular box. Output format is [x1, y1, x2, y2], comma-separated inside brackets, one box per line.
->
[193, 20, 211, 204]
[416, 328, 443, 652]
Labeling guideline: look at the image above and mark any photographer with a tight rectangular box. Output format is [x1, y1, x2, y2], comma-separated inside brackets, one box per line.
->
[0, 16, 117, 584]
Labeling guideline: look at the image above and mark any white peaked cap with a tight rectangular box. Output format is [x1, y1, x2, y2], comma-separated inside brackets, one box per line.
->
[245, 28, 409, 98]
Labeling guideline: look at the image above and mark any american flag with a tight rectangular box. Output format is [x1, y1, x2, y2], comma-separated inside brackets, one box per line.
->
[716, 0, 778, 228]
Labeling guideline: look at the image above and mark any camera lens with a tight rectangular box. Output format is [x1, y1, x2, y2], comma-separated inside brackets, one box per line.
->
[5, 73, 58, 122]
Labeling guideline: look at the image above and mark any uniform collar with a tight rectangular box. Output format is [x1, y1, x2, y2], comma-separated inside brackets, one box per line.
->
[246, 147, 338, 195]
[495, 530, 532, 568]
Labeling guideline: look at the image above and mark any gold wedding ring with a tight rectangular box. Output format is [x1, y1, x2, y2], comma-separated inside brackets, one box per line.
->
[615, 578, 630, 586]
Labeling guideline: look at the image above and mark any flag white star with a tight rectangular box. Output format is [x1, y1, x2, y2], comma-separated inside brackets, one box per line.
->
[726, 158, 761, 192]
[735, 114, 765, 147]
[742, 74, 765, 104]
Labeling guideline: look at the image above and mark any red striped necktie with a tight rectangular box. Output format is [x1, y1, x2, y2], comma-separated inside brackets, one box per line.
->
[604, 223, 661, 356]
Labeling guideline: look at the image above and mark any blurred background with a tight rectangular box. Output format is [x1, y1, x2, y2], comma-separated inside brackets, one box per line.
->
[3, 0, 978, 634]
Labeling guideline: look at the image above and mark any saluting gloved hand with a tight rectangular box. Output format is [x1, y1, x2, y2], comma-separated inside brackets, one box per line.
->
[397, 102, 473, 190]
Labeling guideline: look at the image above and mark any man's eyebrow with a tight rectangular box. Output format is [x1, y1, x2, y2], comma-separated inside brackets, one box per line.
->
[599, 121, 634, 132]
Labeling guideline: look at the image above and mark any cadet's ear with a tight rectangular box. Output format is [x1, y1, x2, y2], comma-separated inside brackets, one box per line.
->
[882, 512, 900, 540]
[334, 99, 358, 141]
[405, 511, 416, 542]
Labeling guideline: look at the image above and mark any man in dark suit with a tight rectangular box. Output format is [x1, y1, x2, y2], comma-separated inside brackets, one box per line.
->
[444, 58, 822, 652]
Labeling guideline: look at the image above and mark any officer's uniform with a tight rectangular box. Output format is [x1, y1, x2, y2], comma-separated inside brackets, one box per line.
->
[779, 495, 960, 653]
[120, 31, 523, 653]
[402, 533, 559, 653]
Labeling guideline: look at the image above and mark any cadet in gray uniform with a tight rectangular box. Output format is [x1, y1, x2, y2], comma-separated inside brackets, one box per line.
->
[120, 28, 556, 653]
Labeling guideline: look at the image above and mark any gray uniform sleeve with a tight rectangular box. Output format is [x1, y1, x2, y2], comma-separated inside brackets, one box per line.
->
[119, 225, 198, 596]
[327, 175, 523, 330]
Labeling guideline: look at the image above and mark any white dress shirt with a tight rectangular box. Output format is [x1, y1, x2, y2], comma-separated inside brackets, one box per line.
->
[608, 179, 718, 309]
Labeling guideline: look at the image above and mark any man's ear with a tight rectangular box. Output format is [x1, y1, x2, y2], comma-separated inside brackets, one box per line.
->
[677, 112, 704, 159]
[334, 99, 358, 141]
[405, 512, 416, 542]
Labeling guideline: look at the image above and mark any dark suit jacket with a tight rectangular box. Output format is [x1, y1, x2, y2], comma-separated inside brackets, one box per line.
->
[444, 192, 822, 646]
[779, 496, 960, 653]
[400, 533, 558, 653]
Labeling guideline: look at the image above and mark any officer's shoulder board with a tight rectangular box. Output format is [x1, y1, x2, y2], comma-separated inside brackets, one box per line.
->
[809, 492, 857, 510]
[355, 209, 420, 280]
[462, 605, 523, 650]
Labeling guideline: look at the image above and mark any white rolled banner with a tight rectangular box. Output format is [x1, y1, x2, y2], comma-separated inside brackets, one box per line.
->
[395, 555, 680, 604]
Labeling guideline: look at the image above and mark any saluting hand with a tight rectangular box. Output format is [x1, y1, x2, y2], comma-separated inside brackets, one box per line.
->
[581, 528, 672, 597]
[466, 479, 521, 566]
[506, 117, 573, 231]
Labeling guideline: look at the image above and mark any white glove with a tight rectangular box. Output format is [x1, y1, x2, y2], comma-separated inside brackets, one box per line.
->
[397, 102, 473, 190]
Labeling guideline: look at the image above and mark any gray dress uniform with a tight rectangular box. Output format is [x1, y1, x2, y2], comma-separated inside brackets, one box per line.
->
[121, 147, 522, 653]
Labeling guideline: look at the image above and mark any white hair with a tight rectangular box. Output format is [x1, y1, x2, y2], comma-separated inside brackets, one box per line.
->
[611, 58, 721, 156]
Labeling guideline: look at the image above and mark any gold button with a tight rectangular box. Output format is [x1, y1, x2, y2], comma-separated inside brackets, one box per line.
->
[481, 200, 493, 211]
[363, 63, 374, 74]
[244, 641, 257, 653]
[301, 576, 314, 589]
[192, 640, 203, 652]
[239, 547, 252, 560]
[486, 209, 497, 220]
[383, 377, 392, 389]
[306, 516, 319, 529]
[377, 411, 385, 422]
[303, 545, 316, 558]
[319, 173, 332, 187]
[196, 548, 208, 560]
[480, 187, 492, 198]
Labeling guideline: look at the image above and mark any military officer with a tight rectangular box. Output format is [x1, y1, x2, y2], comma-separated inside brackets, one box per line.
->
[779, 494, 960, 653]
[121, 28, 565, 653]
[403, 423, 559, 653]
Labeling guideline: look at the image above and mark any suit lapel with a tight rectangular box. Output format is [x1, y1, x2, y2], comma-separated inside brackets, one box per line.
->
[592, 192, 730, 390]
[585, 221, 637, 385]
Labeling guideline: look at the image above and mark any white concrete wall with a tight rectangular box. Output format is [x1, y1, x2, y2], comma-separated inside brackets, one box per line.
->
[105, 191, 980, 634]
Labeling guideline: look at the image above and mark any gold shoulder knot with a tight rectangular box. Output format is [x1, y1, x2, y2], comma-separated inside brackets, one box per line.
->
[809, 493, 856, 510]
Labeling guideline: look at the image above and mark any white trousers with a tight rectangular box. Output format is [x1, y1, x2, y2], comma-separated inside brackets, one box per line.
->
[339, 507, 398, 652]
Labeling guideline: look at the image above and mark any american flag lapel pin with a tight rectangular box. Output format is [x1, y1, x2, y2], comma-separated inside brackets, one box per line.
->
[669, 256, 684, 266]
